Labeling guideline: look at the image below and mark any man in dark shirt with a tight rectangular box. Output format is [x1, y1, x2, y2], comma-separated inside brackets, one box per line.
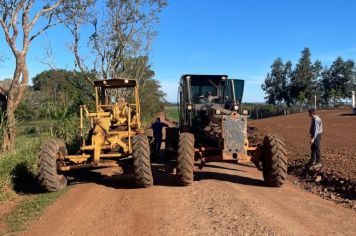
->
[151, 117, 168, 155]
[308, 109, 323, 169]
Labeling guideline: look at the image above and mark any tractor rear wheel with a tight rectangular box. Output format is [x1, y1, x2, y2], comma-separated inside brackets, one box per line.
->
[38, 139, 68, 192]
[132, 135, 153, 187]
[176, 132, 194, 186]
[262, 134, 287, 187]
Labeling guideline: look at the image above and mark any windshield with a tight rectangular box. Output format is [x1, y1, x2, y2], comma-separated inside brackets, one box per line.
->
[99, 87, 134, 105]
[226, 79, 244, 104]
[190, 77, 226, 104]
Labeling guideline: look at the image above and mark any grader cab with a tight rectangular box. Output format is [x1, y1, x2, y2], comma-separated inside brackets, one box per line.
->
[175, 74, 287, 186]
[38, 79, 153, 192]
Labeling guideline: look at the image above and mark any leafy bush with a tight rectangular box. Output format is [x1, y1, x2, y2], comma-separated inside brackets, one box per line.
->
[50, 115, 80, 145]
[0, 141, 41, 202]
[23, 127, 38, 135]
[15, 102, 36, 121]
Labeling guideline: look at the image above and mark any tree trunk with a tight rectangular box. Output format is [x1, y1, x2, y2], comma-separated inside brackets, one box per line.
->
[1, 57, 27, 152]
[1, 108, 16, 152]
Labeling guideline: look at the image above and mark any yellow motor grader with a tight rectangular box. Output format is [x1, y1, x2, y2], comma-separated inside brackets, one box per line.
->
[38, 79, 153, 192]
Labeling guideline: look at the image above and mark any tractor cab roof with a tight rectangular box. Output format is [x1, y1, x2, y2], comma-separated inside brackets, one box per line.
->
[94, 79, 137, 88]
[180, 74, 229, 87]
[181, 74, 228, 82]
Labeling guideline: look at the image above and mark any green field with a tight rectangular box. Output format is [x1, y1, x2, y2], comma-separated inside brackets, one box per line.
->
[165, 106, 179, 121]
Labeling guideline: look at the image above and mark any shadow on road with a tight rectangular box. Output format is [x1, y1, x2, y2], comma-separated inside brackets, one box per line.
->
[204, 163, 247, 172]
[195, 170, 267, 187]
[339, 113, 356, 116]
[67, 159, 179, 189]
[68, 168, 138, 189]
[11, 156, 267, 193]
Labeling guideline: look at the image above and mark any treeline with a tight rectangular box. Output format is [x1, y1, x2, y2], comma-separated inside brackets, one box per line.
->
[2, 69, 166, 125]
[262, 48, 356, 108]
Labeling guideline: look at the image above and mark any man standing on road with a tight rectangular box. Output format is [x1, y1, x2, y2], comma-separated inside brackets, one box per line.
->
[308, 109, 323, 169]
[151, 117, 168, 156]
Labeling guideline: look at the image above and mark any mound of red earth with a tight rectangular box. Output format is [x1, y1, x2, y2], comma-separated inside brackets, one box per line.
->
[249, 108, 356, 209]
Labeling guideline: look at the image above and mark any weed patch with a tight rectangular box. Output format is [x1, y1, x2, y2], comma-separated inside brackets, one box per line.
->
[0, 141, 41, 202]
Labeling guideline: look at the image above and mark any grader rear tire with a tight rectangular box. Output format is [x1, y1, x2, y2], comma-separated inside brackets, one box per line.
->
[132, 135, 153, 187]
[262, 134, 287, 187]
[38, 139, 68, 192]
[176, 132, 194, 186]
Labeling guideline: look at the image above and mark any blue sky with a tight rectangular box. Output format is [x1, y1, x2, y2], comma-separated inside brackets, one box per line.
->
[1, 0, 356, 102]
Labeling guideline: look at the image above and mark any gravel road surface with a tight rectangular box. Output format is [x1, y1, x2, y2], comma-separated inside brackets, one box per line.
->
[21, 160, 356, 236]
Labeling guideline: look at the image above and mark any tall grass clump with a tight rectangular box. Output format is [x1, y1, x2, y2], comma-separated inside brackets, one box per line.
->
[0, 141, 41, 202]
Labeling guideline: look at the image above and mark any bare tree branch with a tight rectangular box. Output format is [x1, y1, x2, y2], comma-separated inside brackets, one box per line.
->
[28, 0, 63, 31]
[10, 0, 24, 41]
[34, 33, 57, 69]
[30, 13, 56, 41]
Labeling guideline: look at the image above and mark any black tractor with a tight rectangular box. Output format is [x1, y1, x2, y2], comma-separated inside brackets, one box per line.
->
[174, 74, 287, 186]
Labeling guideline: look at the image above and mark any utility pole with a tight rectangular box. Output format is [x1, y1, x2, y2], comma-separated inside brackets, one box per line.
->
[352, 91, 356, 114]
[314, 94, 317, 110]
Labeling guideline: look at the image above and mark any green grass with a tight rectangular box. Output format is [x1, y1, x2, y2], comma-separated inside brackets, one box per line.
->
[2, 189, 68, 234]
[165, 106, 179, 122]
[0, 120, 69, 235]
[0, 141, 41, 202]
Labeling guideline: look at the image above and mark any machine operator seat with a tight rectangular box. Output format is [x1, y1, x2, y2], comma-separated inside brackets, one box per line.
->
[112, 97, 138, 129]
[112, 97, 128, 124]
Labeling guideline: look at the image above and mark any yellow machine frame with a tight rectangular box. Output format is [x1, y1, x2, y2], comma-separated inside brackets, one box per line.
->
[60, 79, 142, 171]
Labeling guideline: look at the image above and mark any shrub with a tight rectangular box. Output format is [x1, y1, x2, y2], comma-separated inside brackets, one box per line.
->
[49, 115, 80, 145]
[0, 141, 41, 202]
[23, 127, 38, 136]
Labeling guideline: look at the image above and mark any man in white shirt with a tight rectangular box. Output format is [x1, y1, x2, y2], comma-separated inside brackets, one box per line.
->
[308, 109, 323, 169]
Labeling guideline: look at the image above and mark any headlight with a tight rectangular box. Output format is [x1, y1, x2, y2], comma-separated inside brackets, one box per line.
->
[234, 105, 239, 111]
[187, 104, 193, 110]
[216, 109, 221, 115]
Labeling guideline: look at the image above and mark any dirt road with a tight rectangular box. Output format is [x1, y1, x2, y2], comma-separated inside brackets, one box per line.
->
[21, 161, 356, 236]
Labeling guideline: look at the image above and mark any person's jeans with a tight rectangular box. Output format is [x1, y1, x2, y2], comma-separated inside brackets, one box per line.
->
[311, 134, 322, 164]
[153, 136, 163, 154]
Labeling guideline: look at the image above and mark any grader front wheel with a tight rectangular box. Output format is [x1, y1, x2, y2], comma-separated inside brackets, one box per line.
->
[176, 132, 194, 186]
[262, 134, 287, 187]
[38, 139, 68, 192]
[132, 135, 153, 187]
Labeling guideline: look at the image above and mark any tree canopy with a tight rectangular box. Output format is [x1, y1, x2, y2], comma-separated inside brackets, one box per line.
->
[262, 48, 356, 107]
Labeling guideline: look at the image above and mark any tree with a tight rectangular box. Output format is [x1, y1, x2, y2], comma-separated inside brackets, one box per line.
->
[321, 57, 355, 105]
[262, 58, 292, 106]
[60, 0, 167, 85]
[0, 0, 64, 151]
[282, 61, 293, 106]
[32, 69, 95, 117]
[290, 48, 314, 105]
[32, 69, 94, 102]
[59, 0, 167, 123]
[140, 78, 167, 123]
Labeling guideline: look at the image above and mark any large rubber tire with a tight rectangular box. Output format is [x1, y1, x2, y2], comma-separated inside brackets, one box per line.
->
[176, 132, 194, 186]
[262, 134, 287, 187]
[132, 135, 153, 187]
[38, 139, 68, 192]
